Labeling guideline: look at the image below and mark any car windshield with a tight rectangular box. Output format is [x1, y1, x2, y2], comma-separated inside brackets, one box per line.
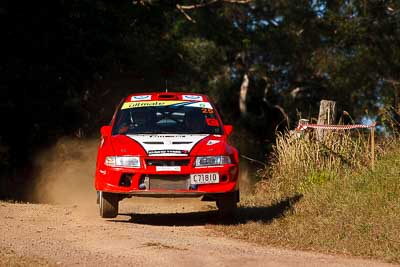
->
[112, 101, 223, 135]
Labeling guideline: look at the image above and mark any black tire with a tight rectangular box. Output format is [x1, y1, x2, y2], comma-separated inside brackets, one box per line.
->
[216, 191, 238, 218]
[99, 191, 119, 218]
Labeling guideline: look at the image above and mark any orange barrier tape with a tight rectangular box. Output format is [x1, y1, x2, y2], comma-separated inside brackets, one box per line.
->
[296, 122, 376, 131]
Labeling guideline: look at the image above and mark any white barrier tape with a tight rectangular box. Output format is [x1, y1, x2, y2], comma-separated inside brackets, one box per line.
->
[296, 122, 376, 131]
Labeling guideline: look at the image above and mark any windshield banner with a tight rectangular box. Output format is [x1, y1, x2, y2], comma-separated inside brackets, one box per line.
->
[121, 100, 212, 110]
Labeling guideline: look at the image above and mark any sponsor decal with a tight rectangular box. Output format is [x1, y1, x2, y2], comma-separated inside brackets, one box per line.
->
[148, 149, 189, 155]
[184, 102, 213, 109]
[207, 140, 220, 146]
[201, 108, 214, 114]
[182, 95, 203, 101]
[131, 95, 151, 101]
[121, 101, 186, 109]
[156, 166, 181, 172]
[206, 118, 219, 126]
[144, 135, 188, 138]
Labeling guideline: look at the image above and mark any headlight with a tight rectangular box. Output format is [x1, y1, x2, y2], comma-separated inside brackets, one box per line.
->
[104, 156, 140, 168]
[195, 156, 231, 166]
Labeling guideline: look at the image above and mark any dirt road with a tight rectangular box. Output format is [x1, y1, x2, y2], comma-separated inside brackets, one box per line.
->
[1, 138, 395, 266]
[0, 198, 395, 267]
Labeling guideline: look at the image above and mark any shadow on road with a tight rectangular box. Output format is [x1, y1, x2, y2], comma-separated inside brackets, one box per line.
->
[111, 194, 302, 226]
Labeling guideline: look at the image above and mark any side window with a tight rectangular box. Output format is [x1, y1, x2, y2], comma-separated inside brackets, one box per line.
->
[111, 98, 126, 135]
[213, 103, 225, 123]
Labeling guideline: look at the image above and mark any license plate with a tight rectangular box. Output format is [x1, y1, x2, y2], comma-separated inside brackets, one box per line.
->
[190, 173, 219, 185]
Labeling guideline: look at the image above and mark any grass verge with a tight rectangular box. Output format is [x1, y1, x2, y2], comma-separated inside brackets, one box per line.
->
[211, 135, 400, 263]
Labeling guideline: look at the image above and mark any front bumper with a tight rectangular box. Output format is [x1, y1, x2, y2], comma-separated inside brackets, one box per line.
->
[95, 160, 239, 195]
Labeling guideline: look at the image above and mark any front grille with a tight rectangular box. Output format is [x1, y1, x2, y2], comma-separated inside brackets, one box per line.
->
[146, 175, 190, 190]
[146, 159, 190, 166]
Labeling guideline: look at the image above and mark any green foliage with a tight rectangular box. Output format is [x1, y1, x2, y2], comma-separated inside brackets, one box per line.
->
[179, 37, 226, 86]
[300, 170, 336, 190]
[2, 0, 400, 196]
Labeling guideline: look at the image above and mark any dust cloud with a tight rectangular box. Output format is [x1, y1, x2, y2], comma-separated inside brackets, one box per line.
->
[31, 136, 258, 205]
[32, 137, 99, 205]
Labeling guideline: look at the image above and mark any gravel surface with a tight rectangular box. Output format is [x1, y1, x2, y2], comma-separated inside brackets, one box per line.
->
[0, 198, 396, 267]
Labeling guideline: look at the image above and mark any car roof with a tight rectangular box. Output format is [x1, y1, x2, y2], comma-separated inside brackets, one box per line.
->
[125, 92, 210, 102]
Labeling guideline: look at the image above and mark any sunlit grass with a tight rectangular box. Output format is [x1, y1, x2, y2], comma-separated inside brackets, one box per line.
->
[212, 131, 400, 263]
[257, 130, 371, 200]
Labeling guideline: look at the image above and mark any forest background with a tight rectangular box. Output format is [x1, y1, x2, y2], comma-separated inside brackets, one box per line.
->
[1, 0, 399, 198]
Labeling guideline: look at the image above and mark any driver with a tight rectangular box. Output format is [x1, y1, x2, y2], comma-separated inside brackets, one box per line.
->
[184, 108, 206, 133]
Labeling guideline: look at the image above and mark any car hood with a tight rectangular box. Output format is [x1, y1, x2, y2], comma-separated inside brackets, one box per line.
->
[110, 134, 229, 157]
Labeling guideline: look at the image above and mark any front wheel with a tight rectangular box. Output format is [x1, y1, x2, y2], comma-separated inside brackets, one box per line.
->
[216, 191, 238, 218]
[99, 191, 119, 218]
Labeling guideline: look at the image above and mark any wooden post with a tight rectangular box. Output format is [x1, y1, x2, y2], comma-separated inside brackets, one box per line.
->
[317, 100, 337, 140]
[371, 125, 375, 171]
[239, 73, 249, 117]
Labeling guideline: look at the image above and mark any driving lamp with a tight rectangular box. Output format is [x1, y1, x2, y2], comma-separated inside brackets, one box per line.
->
[105, 156, 140, 168]
[195, 156, 231, 166]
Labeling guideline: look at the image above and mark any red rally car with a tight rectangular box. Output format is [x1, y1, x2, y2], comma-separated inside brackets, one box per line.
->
[95, 92, 239, 218]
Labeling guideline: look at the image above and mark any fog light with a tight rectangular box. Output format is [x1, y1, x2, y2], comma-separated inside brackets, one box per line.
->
[221, 175, 228, 182]
[119, 173, 133, 187]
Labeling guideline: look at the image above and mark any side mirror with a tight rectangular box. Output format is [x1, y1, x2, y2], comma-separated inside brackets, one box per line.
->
[100, 125, 112, 137]
[224, 125, 233, 136]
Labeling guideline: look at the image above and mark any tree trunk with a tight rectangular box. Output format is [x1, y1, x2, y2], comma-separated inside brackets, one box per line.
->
[393, 82, 399, 115]
[317, 100, 337, 140]
[239, 73, 249, 117]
